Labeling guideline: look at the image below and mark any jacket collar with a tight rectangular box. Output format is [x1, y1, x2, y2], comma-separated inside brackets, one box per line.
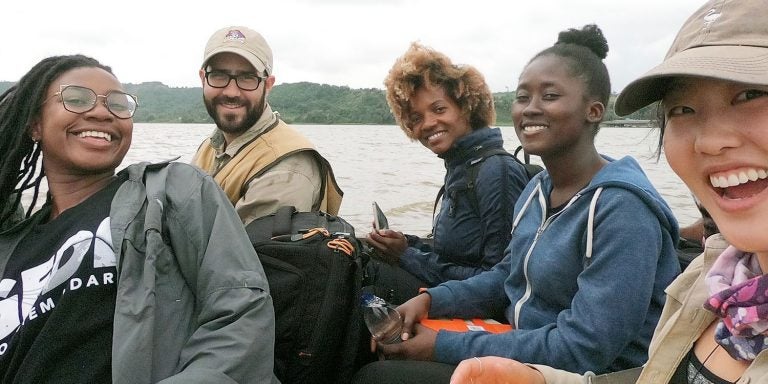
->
[440, 127, 503, 165]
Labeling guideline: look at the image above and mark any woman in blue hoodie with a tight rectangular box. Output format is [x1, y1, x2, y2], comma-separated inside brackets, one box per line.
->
[353, 25, 681, 383]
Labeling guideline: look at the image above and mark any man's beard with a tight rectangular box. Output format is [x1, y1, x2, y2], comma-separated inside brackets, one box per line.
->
[204, 95, 262, 136]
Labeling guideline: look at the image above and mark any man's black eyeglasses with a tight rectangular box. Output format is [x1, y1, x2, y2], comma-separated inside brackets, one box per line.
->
[205, 71, 264, 91]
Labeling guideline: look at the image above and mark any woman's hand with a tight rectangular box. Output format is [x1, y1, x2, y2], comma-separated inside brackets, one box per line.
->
[366, 229, 408, 264]
[377, 323, 437, 361]
[450, 356, 546, 384]
[397, 292, 431, 339]
[370, 293, 432, 356]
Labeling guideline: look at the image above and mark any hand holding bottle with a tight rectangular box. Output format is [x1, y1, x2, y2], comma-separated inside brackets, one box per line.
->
[361, 293, 403, 344]
[396, 291, 431, 340]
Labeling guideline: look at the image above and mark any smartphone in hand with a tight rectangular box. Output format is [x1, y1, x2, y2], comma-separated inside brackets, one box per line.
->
[372, 201, 389, 231]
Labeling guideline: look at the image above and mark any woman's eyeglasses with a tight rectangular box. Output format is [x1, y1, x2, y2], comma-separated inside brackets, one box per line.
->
[45, 85, 138, 119]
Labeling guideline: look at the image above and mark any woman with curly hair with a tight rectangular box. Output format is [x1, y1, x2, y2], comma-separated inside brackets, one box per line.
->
[365, 42, 530, 304]
[354, 25, 680, 383]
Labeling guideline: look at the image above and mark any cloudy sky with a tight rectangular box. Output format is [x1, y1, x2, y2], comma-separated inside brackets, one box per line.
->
[3, 0, 704, 93]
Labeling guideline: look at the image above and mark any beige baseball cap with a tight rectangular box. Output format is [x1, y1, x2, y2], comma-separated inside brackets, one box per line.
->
[615, 0, 768, 116]
[202, 26, 273, 75]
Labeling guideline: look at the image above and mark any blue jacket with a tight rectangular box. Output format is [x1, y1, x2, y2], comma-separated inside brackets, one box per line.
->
[427, 155, 680, 374]
[400, 127, 529, 285]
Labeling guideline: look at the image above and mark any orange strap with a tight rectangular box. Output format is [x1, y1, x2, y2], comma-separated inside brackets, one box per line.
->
[301, 227, 330, 239]
[327, 238, 355, 257]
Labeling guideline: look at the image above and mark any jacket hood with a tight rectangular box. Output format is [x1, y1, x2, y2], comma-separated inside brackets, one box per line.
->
[119, 158, 180, 183]
[537, 155, 679, 237]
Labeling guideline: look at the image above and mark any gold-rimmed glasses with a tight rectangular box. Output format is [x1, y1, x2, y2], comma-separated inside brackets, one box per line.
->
[44, 85, 138, 119]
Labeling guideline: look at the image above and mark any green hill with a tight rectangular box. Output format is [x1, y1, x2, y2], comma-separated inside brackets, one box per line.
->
[0, 81, 656, 125]
[269, 82, 394, 125]
[123, 82, 210, 123]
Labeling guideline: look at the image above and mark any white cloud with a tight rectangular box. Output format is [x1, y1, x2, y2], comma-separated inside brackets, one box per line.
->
[2, 0, 703, 92]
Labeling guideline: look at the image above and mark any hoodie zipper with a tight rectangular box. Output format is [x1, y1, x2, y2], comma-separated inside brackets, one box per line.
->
[512, 184, 582, 328]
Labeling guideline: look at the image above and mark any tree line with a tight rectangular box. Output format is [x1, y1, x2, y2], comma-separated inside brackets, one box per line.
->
[0, 81, 656, 125]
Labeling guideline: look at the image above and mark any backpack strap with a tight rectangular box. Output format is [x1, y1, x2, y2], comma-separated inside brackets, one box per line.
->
[271, 206, 297, 237]
[143, 164, 170, 235]
[431, 145, 544, 216]
[513, 145, 531, 164]
[430, 145, 545, 237]
[513, 145, 545, 179]
[432, 185, 446, 224]
[463, 147, 513, 214]
[430, 146, 514, 236]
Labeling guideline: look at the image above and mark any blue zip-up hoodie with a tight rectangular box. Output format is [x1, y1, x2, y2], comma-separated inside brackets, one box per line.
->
[426, 155, 680, 374]
[400, 127, 529, 284]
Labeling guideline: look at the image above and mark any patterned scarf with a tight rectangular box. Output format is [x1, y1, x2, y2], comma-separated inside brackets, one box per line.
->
[704, 246, 768, 361]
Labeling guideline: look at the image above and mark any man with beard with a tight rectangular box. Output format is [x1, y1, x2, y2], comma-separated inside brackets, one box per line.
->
[193, 26, 343, 224]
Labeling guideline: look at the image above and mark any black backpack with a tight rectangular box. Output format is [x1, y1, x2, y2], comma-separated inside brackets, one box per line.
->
[245, 206, 371, 384]
[433, 145, 544, 216]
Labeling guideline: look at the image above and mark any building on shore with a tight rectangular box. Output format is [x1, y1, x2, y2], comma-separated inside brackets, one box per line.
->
[601, 119, 655, 128]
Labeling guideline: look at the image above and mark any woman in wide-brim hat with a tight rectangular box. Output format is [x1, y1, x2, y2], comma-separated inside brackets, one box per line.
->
[450, 1, 768, 383]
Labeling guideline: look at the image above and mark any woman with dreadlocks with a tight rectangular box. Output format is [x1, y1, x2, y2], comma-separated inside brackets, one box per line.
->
[0, 54, 278, 383]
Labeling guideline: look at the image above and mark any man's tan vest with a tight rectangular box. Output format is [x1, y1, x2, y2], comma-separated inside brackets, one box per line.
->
[193, 120, 343, 215]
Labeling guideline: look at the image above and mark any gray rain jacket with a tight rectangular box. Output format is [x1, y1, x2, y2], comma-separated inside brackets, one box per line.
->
[0, 161, 279, 383]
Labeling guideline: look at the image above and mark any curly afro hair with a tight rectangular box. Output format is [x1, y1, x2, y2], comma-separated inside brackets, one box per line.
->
[383, 42, 495, 139]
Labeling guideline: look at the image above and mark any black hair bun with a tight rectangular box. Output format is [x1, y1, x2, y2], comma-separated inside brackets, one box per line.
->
[556, 24, 608, 59]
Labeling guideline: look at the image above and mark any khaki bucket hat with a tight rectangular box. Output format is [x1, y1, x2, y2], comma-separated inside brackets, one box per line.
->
[615, 0, 768, 116]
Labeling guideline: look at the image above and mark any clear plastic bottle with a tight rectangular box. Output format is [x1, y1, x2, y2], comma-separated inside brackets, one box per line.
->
[361, 293, 403, 344]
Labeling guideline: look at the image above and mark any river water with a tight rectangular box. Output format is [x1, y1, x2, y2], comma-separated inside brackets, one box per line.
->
[115, 123, 698, 237]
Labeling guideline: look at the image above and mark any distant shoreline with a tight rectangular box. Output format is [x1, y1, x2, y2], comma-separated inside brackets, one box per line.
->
[0, 81, 656, 126]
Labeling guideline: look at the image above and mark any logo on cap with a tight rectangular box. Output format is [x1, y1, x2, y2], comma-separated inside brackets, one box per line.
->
[224, 30, 246, 43]
[703, 8, 721, 26]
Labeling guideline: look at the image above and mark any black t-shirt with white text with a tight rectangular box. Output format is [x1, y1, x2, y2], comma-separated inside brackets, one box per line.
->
[0, 176, 124, 383]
